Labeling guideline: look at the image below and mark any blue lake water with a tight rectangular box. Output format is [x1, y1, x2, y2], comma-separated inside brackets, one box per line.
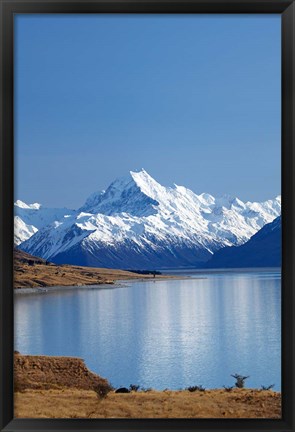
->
[14, 269, 281, 390]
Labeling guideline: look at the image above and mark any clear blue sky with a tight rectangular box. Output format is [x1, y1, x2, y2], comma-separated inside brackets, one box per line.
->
[15, 14, 281, 209]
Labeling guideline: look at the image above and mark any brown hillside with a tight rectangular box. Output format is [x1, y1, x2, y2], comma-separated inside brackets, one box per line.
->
[14, 249, 47, 265]
[14, 249, 168, 289]
[14, 352, 112, 393]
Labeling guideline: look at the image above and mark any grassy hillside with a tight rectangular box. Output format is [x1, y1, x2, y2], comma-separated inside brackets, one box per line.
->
[14, 249, 166, 289]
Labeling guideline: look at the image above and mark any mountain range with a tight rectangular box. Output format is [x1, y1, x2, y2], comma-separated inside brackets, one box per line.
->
[15, 169, 281, 269]
[205, 216, 281, 268]
[14, 200, 74, 245]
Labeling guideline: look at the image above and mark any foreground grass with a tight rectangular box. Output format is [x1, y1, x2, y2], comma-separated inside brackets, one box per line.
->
[14, 388, 281, 419]
[14, 354, 281, 419]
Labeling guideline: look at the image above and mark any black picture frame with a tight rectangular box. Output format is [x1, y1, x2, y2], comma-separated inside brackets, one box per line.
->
[0, 0, 294, 431]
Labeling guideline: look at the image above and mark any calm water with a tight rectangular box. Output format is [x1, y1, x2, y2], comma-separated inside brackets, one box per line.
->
[14, 270, 281, 390]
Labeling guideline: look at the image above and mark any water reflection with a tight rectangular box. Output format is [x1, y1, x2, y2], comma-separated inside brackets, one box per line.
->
[14, 270, 281, 390]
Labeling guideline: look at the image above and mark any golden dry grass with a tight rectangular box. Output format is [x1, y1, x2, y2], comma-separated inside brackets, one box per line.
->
[14, 388, 281, 419]
[13, 353, 281, 419]
[14, 249, 169, 289]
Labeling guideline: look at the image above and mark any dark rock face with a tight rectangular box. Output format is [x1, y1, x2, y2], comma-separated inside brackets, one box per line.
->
[205, 217, 281, 269]
[50, 238, 211, 270]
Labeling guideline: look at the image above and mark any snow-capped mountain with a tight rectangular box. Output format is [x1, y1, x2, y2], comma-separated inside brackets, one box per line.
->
[206, 216, 281, 268]
[14, 200, 74, 245]
[17, 169, 281, 269]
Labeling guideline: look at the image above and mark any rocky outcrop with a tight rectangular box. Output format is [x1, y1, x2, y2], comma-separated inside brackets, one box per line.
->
[14, 353, 112, 393]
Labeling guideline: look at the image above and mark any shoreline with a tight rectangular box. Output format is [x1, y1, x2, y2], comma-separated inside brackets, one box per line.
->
[15, 249, 189, 292]
[14, 251, 280, 294]
[14, 281, 136, 295]
[14, 283, 119, 295]
[14, 275, 195, 295]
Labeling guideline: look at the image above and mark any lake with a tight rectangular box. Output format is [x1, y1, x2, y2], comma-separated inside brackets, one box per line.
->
[14, 269, 281, 390]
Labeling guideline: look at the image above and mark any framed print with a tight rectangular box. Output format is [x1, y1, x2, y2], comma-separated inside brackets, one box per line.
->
[1, 0, 295, 431]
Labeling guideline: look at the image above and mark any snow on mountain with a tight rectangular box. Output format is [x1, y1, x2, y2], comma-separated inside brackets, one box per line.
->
[14, 200, 41, 210]
[79, 170, 160, 217]
[14, 216, 38, 245]
[14, 200, 75, 245]
[18, 169, 281, 269]
[206, 216, 281, 268]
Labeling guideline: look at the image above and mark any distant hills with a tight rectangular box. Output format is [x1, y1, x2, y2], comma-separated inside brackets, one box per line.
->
[15, 169, 281, 269]
[206, 216, 281, 268]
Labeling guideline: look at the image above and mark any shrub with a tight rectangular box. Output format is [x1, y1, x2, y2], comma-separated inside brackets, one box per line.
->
[260, 384, 275, 391]
[186, 385, 206, 392]
[223, 385, 233, 392]
[231, 374, 249, 389]
[93, 384, 111, 399]
[129, 384, 140, 392]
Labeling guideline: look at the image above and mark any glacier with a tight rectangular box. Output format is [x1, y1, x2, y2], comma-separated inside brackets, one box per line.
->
[15, 169, 281, 269]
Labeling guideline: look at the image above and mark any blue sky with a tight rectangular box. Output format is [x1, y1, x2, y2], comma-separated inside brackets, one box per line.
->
[15, 14, 281, 208]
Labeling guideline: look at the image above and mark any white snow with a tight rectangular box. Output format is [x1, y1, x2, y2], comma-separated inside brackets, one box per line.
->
[14, 216, 38, 245]
[14, 200, 41, 210]
[14, 200, 75, 245]
[16, 169, 281, 264]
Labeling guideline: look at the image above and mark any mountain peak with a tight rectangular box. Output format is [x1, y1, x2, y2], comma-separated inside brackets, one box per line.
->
[16, 170, 281, 269]
[80, 169, 160, 216]
[129, 169, 164, 200]
[15, 200, 41, 210]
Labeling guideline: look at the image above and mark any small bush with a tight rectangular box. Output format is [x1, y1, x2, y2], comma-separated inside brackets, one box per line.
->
[129, 384, 140, 392]
[186, 385, 206, 392]
[231, 374, 249, 389]
[260, 384, 275, 391]
[223, 385, 233, 392]
[93, 384, 111, 399]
